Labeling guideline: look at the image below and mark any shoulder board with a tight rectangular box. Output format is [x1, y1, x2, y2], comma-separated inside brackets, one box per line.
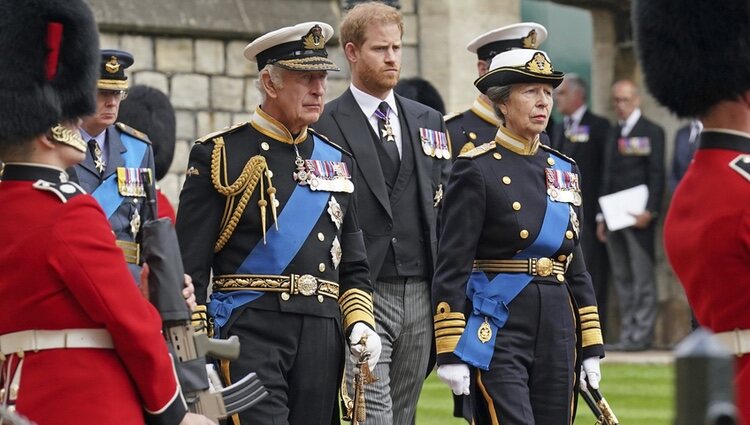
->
[32, 180, 86, 203]
[115, 122, 151, 144]
[196, 122, 250, 144]
[729, 154, 750, 182]
[443, 111, 462, 122]
[540, 144, 577, 166]
[308, 127, 353, 157]
[458, 141, 496, 159]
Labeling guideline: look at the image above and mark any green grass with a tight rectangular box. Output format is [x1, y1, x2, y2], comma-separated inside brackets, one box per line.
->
[414, 363, 674, 424]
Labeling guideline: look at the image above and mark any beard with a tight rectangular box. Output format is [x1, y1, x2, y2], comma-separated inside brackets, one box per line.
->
[358, 60, 400, 94]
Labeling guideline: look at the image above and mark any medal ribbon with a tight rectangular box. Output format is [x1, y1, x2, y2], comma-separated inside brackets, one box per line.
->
[90, 132, 148, 219]
[454, 152, 571, 370]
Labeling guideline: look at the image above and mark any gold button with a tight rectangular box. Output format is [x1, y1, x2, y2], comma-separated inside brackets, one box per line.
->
[558, 255, 567, 262]
[520, 230, 529, 239]
[493, 153, 502, 160]
[261, 142, 270, 151]
[317, 295, 325, 303]
[281, 292, 290, 301]
[502, 176, 511, 185]
[547, 157, 555, 165]
[556, 274, 565, 282]
[318, 232, 325, 242]
[566, 230, 574, 239]
[469, 132, 477, 140]
[319, 263, 326, 272]
[512, 202, 521, 211]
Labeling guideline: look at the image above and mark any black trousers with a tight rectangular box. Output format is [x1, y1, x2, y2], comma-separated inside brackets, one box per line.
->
[471, 282, 577, 425]
[227, 307, 344, 425]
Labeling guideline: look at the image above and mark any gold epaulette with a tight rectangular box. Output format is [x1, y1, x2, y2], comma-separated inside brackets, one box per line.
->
[579, 305, 604, 347]
[115, 122, 151, 144]
[539, 143, 577, 166]
[339, 289, 375, 330]
[458, 141, 496, 159]
[434, 302, 465, 355]
[196, 122, 249, 144]
[443, 111, 462, 122]
[308, 127, 353, 157]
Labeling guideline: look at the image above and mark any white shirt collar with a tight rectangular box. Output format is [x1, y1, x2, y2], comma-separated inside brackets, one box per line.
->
[619, 108, 641, 136]
[569, 104, 587, 125]
[79, 127, 106, 149]
[350, 83, 398, 119]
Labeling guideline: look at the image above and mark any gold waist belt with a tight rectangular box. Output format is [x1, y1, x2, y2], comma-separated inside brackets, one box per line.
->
[473, 258, 568, 282]
[115, 240, 140, 265]
[212, 274, 340, 301]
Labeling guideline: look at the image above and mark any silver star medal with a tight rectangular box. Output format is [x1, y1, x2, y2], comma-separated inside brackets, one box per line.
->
[130, 208, 141, 237]
[330, 236, 342, 270]
[327, 196, 343, 229]
[569, 205, 580, 239]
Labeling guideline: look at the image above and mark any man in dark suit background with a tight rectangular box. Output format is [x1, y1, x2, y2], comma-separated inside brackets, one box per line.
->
[597, 79, 665, 351]
[668, 119, 702, 193]
[552, 74, 611, 334]
[313, 2, 451, 424]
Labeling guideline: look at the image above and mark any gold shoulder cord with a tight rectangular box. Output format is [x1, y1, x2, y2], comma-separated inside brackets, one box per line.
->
[211, 137, 278, 252]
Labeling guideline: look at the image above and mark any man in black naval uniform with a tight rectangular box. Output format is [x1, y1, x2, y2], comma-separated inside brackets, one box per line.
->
[446, 23, 549, 157]
[313, 3, 451, 424]
[175, 22, 381, 425]
[72, 49, 157, 284]
[552, 74, 612, 333]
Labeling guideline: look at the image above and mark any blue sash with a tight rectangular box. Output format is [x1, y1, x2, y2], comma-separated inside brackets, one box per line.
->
[454, 152, 571, 370]
[209, 134, 340, 333]
[91, 132, 147, 219]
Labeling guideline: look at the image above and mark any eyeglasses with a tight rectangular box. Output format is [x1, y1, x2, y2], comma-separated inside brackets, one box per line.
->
[98, 89, 128, 100]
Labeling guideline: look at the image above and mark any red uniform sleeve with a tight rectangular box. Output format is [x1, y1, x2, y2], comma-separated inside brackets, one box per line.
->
[50, 196, 187, 425]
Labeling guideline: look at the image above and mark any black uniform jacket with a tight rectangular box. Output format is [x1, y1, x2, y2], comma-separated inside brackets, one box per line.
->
[313, 89, 451, 283]
[446, 96, 501, 157]
[432, 129, 605, 365]
[176, 108, 373, 328]
[600, 114, 665, 255]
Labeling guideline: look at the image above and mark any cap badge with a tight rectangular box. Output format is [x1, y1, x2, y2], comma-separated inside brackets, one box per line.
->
[105, 56, 120, 74]
[521, 29, 538, 49]
[525, 52, 553, 75]
[302, 25, 325, 50]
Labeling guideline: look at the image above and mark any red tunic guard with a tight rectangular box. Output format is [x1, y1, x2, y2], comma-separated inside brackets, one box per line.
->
[0, 164, 186, 424]
[664, 131, 750, 423]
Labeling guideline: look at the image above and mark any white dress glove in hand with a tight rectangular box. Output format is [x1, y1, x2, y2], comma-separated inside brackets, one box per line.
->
[349, 322, 382, 370]
[437, 363, 471, 396]
[580, 357, 601, 391]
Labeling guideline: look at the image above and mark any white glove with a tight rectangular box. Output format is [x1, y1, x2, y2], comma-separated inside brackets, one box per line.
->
[580, 357, 601, 391]
[437, 363, 471, 396]
[349, 322, 382, 370]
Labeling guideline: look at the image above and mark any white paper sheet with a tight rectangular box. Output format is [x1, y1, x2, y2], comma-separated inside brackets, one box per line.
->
[597, 184, 649, 231]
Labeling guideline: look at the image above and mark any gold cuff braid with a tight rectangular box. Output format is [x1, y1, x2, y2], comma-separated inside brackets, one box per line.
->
[579, 305, 603, 347]
[434, 302, 465, 355]
[340, 289, 374, 330]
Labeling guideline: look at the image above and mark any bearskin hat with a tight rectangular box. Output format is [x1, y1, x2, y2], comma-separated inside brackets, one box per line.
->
[634, 0, 750, 118]
[395, 77, 446, 115]
[118, 85, 176, 180]
[0, 0, 99, 146]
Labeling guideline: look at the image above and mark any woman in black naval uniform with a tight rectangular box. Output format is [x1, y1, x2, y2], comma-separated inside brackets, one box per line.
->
[431, 48, 605, 424]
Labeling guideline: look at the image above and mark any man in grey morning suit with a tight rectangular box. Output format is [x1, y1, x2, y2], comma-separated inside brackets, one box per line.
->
[313, 2, 451, 424]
